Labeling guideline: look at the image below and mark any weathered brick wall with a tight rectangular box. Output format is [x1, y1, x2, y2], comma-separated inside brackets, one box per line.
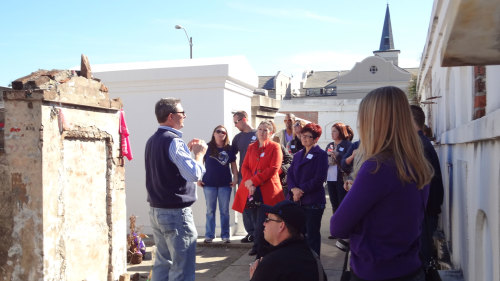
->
[0, 73, 126, 281]
[0, 94, 44, 281]
[473, 65, 487, 119]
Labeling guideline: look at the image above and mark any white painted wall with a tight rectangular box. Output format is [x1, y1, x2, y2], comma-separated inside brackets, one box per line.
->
[93, 56, 257, 236]
[418, 1, 500, 280]
[337, 56, 411, 96]
[279, 97, 361, 149]
[282, 54, 413, 147]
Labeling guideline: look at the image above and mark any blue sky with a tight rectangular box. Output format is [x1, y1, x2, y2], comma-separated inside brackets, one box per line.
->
[0, 0, 434, 87]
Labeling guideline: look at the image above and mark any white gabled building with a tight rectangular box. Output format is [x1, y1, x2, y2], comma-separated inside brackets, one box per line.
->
[417, 0, 500, 280]
[280, 5, 416, 149]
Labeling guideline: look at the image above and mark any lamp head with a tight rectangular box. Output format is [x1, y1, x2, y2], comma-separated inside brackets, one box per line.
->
[175, 25, 183, 29]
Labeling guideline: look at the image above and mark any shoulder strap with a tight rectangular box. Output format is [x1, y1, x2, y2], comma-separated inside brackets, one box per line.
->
[342, 249, 350, 273]
[309, 248, 325, 281]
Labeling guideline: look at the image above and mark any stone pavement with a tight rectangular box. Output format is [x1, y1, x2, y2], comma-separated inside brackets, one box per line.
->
[126, 195, 465, 281]
[127, 204, 346, 281]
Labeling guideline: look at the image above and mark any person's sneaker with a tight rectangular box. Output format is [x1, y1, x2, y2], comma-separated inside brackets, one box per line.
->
[240, 234, 254, 243]
[335, 239, 349, 252]
[204, 238, 213, 244]
[222, 238, 230, 243]
[248, 248, 257, 256]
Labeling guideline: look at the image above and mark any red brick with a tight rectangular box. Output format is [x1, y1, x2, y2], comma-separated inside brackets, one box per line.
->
[474, 108, 485, 119]
[474, 65, 486, 76]
[474, 95, 486, 108]
[475, 79, 486, 93]
[293, 112, 318, 124]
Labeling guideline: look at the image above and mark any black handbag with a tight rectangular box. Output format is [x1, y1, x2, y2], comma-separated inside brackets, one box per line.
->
[424, 266, 441, 281]
[340, 247, 351, 281]
[245, 186, 263, 209]
[421, 192, 442, 281]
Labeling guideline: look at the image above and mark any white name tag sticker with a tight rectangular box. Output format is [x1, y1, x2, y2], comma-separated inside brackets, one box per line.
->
[251, 136, 257, 140]
[291, 145, 296, 149]
[339, 147, 344, 152]
[260, 152, 265, 157]
[306, 154, 313, 159]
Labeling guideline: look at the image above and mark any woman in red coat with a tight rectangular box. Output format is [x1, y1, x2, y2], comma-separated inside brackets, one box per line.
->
[233, 120, 284, 257]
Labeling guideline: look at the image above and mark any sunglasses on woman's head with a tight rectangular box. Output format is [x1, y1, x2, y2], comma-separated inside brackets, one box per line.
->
[215, 129, 227, 135]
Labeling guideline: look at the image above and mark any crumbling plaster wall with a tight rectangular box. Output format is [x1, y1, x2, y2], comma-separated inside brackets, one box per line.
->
[0, 95, 44, 281]
[1, 73, 127, 281]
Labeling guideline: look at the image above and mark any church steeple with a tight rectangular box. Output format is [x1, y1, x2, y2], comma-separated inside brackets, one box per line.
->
[373, 4, 400, 65]
[379, 4, 394, 51]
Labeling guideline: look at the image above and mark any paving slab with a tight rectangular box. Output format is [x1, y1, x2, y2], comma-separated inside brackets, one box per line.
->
[127, 194, 347, 280]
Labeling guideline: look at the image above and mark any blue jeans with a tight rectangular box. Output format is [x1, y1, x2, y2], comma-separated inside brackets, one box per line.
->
[327, 180, 346, 211]
[303, 204, 325, 256]
[252, 206, 272, 258]
[203, 186, 231, 239]
[327, 181, 338, 211]
[243, 208, 255, 235]
[149, 207, 197, 281]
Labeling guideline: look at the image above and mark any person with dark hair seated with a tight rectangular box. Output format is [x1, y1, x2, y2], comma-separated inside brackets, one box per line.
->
[249, 201, 326, 281]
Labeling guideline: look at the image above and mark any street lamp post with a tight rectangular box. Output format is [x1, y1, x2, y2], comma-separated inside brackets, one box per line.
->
[175, 25, 193, 59]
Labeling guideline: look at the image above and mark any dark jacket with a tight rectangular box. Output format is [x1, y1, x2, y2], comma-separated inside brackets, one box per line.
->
[145, 129, 193, 208]
[286, 145, 328, 205]
[325, 139, 352, 182]
[340, 140, 360, 175]
[250, 237, 326, 281]
[287, 136, 304, 154]
[279, 144, 293, 189]
[419, 131, 444, 215]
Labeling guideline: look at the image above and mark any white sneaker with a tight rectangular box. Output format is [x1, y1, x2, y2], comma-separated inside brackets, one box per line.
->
[204, 238, 213, 243]
[222, 238, 230, 243]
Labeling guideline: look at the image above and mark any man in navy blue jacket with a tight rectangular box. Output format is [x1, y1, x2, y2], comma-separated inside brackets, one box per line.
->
[145, 98, 207, 281]
[410, 105, 444, 268]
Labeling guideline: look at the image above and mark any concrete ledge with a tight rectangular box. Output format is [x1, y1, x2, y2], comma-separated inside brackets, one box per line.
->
[440, 108, 500, 144]
[438, 270, 465, 281]
[141, 235, 253, 249]
[196, 236, 253, 249]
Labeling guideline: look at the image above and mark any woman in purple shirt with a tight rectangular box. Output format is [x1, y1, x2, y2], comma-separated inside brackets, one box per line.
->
[330, 86, 433, 281]
[287, 123, 328, 256]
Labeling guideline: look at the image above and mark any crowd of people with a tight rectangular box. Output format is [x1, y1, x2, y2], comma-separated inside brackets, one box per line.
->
[144, 85, 444, 281]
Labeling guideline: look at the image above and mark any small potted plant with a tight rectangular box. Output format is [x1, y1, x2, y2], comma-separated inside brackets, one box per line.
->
[127, 215, 148, 264]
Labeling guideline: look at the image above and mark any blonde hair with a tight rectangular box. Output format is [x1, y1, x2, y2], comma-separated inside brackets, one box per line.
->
[259, 120, 276, 134]
[354, 86, 433, 189]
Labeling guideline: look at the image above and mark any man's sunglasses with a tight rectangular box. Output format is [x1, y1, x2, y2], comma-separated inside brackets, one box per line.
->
[264, 217, 283, 223]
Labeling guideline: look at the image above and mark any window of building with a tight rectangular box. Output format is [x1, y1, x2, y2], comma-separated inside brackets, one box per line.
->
[325, 88, 337, 96]
[369, 66, 378, 74]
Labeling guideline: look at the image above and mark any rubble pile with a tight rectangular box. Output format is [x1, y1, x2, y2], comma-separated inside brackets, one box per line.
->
[8, 55, 120, 109]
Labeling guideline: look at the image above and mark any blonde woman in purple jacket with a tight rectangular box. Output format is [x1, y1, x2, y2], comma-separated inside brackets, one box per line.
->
[330, 86, 433, 281]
